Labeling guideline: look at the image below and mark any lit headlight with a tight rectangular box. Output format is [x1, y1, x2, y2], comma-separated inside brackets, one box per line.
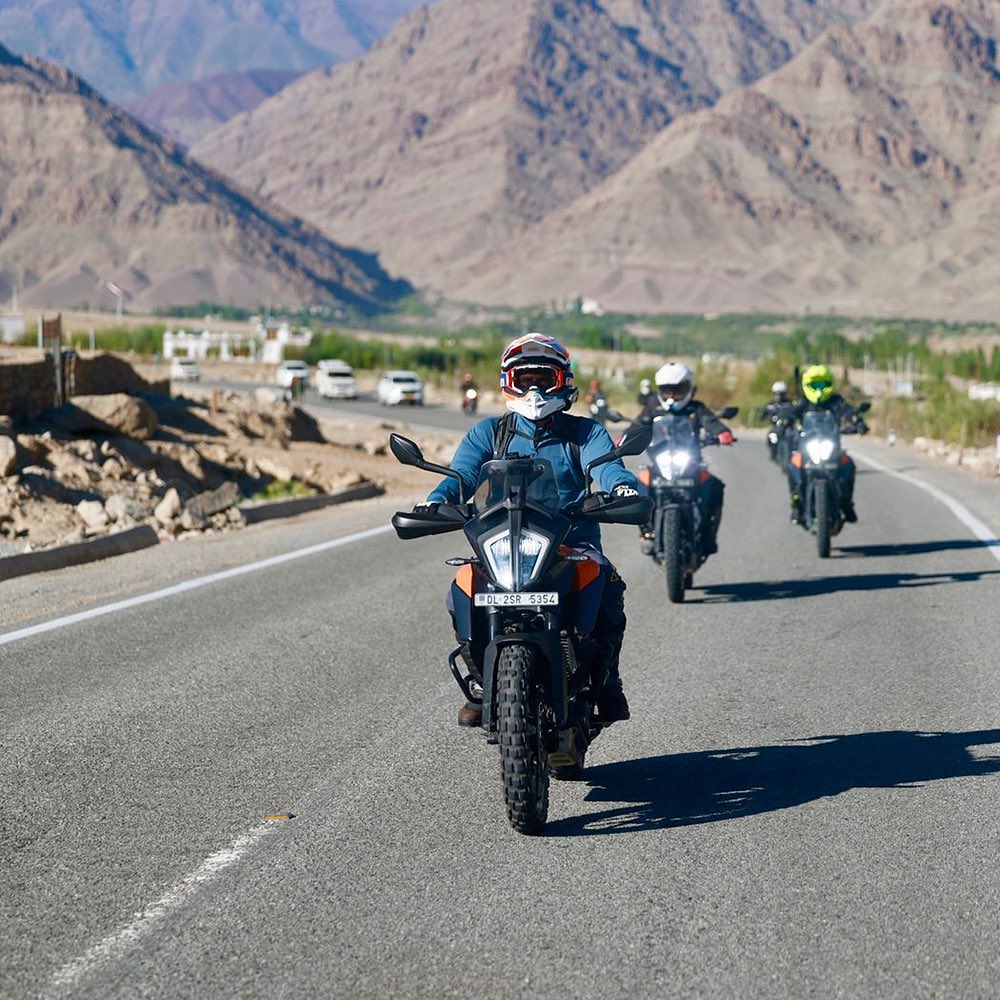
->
[654, 450, 693, 477]
[483, 529, 550, 590]
[805, 439, 835, 463]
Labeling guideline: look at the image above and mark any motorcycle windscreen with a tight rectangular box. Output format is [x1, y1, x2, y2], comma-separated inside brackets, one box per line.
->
[650, 413, 700, 451]
[801, 409, 840, 443]
[472, 458, 561, 517]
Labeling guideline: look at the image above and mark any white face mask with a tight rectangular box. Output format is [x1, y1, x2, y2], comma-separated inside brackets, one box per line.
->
[506, 389, 564, 422]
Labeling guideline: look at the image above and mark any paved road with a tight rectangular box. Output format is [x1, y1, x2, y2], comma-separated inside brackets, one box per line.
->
[2, 416, 1000, 999]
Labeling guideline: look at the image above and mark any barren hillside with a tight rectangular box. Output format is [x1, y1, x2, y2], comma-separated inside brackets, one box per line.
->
[0, 45, 411, 312]
[193, 0, 874, 292]
[459, 0, 1000, 319]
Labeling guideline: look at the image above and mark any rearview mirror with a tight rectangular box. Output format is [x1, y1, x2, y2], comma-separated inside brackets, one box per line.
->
[616, 421, 653, 456]
[388, 432, 465, 502]
[583, 422, 652, 491]
[719, 406, 739, 420]
[389, 433, 424, 467]
[857, 401, 871, 414]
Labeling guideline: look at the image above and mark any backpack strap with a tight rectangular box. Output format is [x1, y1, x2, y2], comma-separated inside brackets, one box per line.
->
[493, 412, 583, 478]
[492, 412, 517, 459]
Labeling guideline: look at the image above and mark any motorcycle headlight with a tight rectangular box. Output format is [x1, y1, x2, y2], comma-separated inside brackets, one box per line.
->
[654, 450, 692, 477]
[483, 529, 550, 590]
[805, 438, 836, 463]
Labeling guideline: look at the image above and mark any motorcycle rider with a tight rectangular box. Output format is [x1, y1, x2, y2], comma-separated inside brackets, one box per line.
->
[414, 333, 640, 728]
[757, 380, 793, 461]
[636, 362, 734, 556]
[787, 365, 868, 524]
[636, 378, 655, 410]
[460, 371, 478, 412]
[585, 378, 609, 423]
[414, 333, 639, 726]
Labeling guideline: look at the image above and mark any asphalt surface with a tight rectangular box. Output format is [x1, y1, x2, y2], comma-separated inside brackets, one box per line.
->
[2, 407, 1000, 1000]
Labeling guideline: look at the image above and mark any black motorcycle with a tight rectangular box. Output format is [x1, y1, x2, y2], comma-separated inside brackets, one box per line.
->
[461, 387, 478, 415]
[389, 425, 652, 834]
[790, 402, 869, 557]
[642, 406, 737, 603]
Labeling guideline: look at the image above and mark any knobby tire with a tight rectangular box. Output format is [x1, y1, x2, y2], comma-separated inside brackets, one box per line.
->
[663, 506, 685, 603]
[815, 482, 831, 558]
[497, 644, 549, 834]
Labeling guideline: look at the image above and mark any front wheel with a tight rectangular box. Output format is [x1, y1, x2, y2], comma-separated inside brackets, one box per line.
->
[815, 482, 831, 558]
[663, 506, 685, 603]
[497, 644, 549, 834]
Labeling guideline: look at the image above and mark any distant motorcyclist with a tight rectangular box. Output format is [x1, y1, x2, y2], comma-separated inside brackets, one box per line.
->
[585, 378, 609, 424]
[416, 334, 639, 728]
[460, 371, 478, 414]
[636, 378, 655, 410]
[787, 365, 868, 524]
[757, 380, 795, 462]
[636, 362, 734, 555]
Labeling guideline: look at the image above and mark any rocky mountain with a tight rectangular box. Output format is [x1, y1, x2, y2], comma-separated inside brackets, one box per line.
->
[0, 45, 410, 312]
[126, 69, 305, 148]
[193, 0, 876, 292]
[0, 0, 427, 103]
[459, 0, 1000, 320]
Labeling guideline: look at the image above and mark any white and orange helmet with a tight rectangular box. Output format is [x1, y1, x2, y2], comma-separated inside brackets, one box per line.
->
[500, 333, 578, 421]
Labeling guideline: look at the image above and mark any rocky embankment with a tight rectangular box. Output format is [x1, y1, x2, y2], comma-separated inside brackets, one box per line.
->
[0, 389, 454, 555]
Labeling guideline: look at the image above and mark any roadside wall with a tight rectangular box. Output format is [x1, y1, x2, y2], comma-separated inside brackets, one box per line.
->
[0, 357, 54, 422]
[0, 353, 170, 425]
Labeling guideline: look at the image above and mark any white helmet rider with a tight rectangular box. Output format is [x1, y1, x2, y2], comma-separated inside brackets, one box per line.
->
[640, 378, 652, 395]
[499, 333, 578, 422]
[771, 380, 789, 399]
[654, 362, 695, 410]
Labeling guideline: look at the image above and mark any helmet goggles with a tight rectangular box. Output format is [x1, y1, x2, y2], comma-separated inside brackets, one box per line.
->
[501, 363, 570, 397]
[658, 380, 692, 401]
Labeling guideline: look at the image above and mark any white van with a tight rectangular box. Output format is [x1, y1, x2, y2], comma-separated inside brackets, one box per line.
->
[315, 359, 358, 399]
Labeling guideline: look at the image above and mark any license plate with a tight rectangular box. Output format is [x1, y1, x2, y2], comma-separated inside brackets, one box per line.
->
[474, 592, 559, 607]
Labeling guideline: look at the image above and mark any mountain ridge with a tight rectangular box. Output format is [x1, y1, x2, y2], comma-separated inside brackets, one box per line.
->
[194, 0, 876, 292]
[0, 43, 410, 311]
[456, 0, 1000, 319]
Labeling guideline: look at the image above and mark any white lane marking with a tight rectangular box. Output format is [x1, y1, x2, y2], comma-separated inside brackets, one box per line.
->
[48, 822, 280, 996]
[0, 523, 394, 646]
[47, 685, 451, 995]
[855, 450, 1000, 566]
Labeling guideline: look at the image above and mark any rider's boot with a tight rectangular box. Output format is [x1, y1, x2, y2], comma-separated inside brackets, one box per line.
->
[639, 524, 655, 556]
[457, 701, 482, 727]
[843, 500, 858, 523]
[596, 676, 630, 723]
[789, 494, 802, 525]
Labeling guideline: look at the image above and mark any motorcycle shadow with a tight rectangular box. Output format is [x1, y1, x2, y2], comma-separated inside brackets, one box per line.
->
[692, 567, 1000, 603]
[838, 539, 999, 558]
[543, 728, 1000, 837]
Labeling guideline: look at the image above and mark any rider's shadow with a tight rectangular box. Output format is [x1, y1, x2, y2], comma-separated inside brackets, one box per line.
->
[544, 729, 1000, 837]
[694, 568, 1000, 603]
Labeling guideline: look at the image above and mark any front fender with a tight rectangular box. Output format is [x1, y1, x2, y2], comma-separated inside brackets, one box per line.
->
[481, 631, 566, 735]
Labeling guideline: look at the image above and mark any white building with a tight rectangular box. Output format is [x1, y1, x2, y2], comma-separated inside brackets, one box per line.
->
[969, 382, 1000, 402]
[0, 313, 25, 344]
[162, 320, 312, 363]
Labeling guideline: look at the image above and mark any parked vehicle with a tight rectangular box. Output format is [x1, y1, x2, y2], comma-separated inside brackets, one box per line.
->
[389, 424, 652, 834]
[641, 406, 738, 602]
[789, 403, 869, 557]
[315, 359, 357, 399]
[275, 359, 310, 389]
[378, 370, 424, 406]
[169, 357, 200, 382]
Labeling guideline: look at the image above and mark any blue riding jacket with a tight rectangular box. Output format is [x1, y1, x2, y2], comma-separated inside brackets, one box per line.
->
[427, 411, 638, 551]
